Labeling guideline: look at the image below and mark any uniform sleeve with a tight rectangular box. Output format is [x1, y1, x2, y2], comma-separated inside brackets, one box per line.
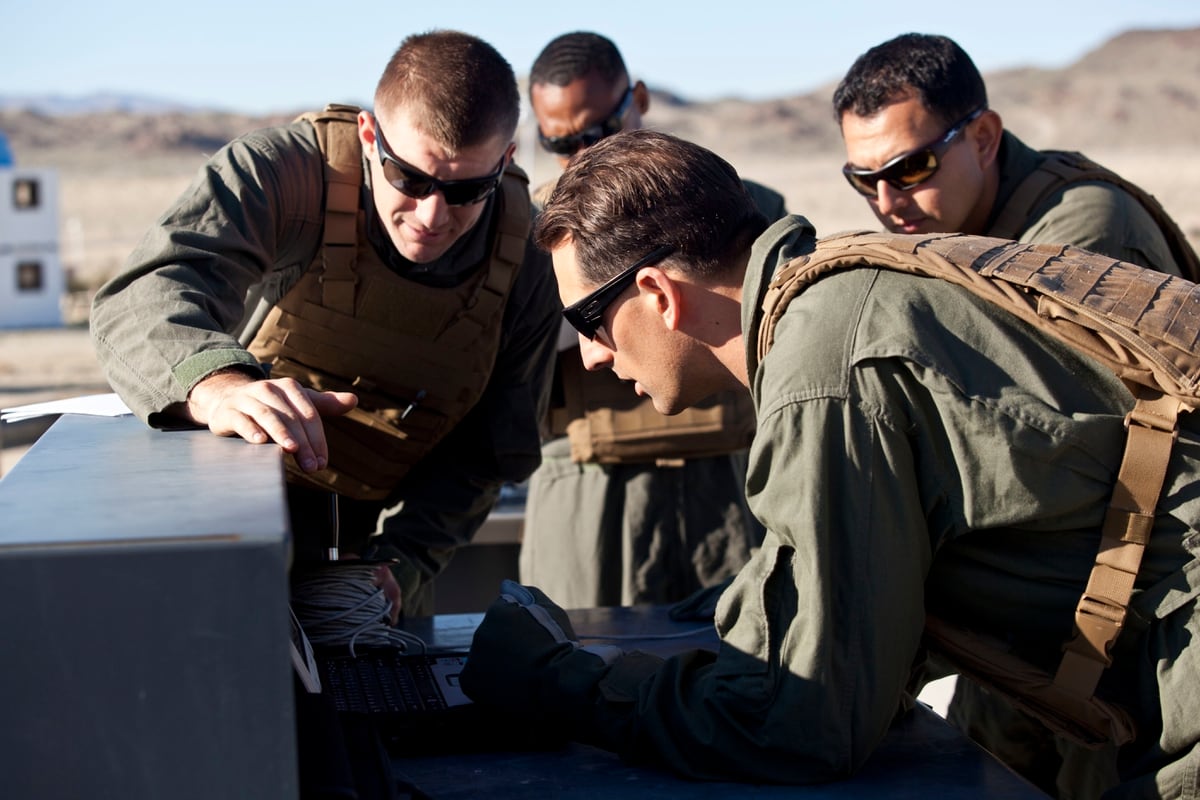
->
[1019, 181, 1184, 275]
[89, 124, 325, 423]
[365, 239, 561, 601]
[580, 382, 934, 782]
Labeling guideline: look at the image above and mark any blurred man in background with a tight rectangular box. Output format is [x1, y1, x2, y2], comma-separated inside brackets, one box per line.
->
[520, 31, 785, 609]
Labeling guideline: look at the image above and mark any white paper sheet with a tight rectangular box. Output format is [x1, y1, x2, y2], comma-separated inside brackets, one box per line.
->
[0, 392, 132, 423]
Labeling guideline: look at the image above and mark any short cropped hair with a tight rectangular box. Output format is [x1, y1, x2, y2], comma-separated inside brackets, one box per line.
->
[832, 33, 987, 127]
[535, 130, 767, 285]
[529, 31, 628, 93]
[374, 30, 520, 153]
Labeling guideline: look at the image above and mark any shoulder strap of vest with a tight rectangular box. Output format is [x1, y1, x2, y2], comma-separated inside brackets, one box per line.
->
[493, 162, 532, 272]
[758, 231, 1199, 720]
[989, 150, 1200, 283]
[295, 104, 363, 315]
[454, 162, 531, 346]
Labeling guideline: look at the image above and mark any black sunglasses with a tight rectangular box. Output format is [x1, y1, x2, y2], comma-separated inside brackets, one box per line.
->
[562, 244, 676, 342]
[842, 107, 986, 198]
[373, 114, 505, 206]
[538, 88, 635, 157]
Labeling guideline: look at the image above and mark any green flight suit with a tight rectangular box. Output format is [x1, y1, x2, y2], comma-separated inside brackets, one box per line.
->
[538, 217, 1200, 797]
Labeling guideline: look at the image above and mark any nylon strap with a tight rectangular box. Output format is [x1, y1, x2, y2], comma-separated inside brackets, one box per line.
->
[1053, 389, 1182, 697]
[311, 105, 363, 314]
[988, 151, 1200, 283]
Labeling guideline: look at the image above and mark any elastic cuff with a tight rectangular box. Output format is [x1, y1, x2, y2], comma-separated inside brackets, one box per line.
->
[172, 349, 265, 394]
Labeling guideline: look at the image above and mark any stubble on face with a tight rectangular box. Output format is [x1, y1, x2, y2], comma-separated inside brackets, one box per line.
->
[364, 108, 510, 264]
[839, 95, 986, 236]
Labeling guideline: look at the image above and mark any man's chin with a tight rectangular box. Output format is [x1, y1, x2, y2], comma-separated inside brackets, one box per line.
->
[396, 239, 451, 264]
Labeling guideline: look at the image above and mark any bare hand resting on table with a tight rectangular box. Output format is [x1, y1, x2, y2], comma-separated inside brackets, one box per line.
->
[189, 372, 400, 622]
[186, 371, 358, 473]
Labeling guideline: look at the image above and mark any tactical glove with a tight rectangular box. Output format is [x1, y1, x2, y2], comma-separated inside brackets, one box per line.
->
[460, 580, 623, 726]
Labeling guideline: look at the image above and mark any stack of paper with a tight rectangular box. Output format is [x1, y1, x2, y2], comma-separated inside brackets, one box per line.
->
[0, 392, 132, 423]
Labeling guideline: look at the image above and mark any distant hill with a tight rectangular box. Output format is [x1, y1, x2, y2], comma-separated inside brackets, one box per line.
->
[650, 27, 1200, 158]
[0, 92, 203, 116]
[1, 27, 1197, 174]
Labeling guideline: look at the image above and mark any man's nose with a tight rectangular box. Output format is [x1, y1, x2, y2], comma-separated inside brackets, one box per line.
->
[578, 334, 614, 371]
[412, 190, 450, 227]
[873, 181, 908, 215]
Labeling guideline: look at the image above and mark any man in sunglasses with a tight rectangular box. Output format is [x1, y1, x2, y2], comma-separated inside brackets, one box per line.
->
[519, 31, 786, 611]
[833, 33, 1195, 281]
[458, 128, 1200, 799]
[833, 32, 1200, 795]
[90, 31, 560, 618]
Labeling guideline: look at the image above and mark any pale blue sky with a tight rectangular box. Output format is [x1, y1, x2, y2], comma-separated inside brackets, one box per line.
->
[4, 0, 1199, 113]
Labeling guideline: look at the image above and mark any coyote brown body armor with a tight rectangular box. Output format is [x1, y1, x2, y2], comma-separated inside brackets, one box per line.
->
[248, 105, 531, 500]
[988, 149, 1200, 283]
[758, 230, 1200, 747]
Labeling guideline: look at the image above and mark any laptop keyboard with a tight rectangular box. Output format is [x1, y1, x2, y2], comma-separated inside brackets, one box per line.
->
[319, 652, 468, 715]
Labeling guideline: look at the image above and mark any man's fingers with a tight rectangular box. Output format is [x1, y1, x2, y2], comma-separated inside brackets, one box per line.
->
[204, 379, 357, 472]
[372, 564, 403, 626]
[309, 390, 359, 416]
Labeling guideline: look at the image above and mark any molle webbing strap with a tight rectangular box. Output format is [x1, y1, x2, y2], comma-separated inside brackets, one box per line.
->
[303, 105, 364, 314]
[557, 350, 755, 464]
[309, 105, 364, 316]
[988, 150, 1200, 284]
[924, 615, 1136, 748]
[1054, 389, 1182, 698]
[758, 231, 1200, 729]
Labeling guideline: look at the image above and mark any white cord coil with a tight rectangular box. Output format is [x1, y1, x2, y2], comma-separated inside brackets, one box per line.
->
[290, 564, 427, 657]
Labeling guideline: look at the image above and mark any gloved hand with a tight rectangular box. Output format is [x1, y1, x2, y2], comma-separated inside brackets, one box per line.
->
[460, 580, 623, 722]
[667, 575, 734, 621]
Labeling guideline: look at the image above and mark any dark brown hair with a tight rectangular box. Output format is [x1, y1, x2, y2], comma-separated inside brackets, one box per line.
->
[535, 129, 767, 285]
[832, 33, 987, 128]
[374, 30, 520, 153]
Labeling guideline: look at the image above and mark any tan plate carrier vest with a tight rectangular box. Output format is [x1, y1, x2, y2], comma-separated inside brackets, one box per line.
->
[758, 230, 1200, 748]
[552, 353, 756, 465]
[988, 149, 1200, 284]
[248, 104, 531, 500]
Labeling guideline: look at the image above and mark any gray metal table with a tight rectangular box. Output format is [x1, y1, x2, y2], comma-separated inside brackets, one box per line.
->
[0, 413, 297, 800]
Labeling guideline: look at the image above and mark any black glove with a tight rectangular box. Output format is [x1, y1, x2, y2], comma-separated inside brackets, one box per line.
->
[460, 580, 623, 723]
[667, 576, 734, 621]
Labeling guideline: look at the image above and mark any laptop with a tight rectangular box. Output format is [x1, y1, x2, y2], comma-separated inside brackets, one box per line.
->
[316, 647, 472, 716]
[289, 608, 542, 754]
[292, 605, 471, 708]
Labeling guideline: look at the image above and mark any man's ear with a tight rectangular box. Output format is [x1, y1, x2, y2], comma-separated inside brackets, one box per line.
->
[636, 267, 683, 331]
[972, 109, 1004, 170]
[357, 111, 377, 153]
[633, 80, 651, 115]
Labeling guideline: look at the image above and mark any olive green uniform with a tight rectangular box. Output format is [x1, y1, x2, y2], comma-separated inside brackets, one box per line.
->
[466, 216, 1200, 797]
[90, 117, 560, 609]
[945, 129, 1193, 796]
[987, 130, 1185, 274]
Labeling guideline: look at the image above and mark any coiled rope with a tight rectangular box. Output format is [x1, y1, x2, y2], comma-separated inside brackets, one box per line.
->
[290, 564, 427, 657]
